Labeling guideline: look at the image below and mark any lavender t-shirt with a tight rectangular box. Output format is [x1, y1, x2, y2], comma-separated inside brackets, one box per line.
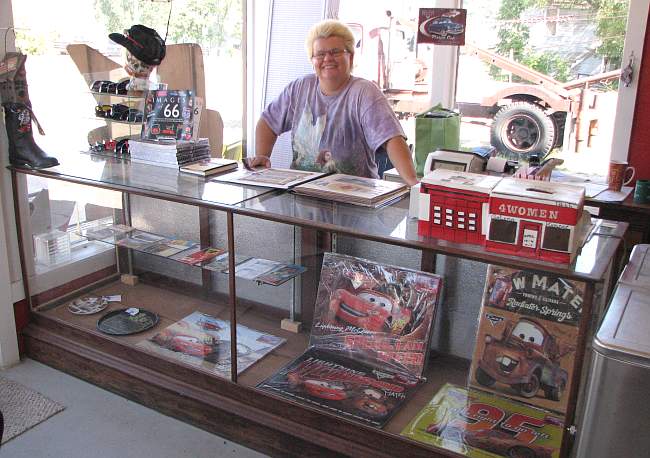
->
[261, 75, 404, 178]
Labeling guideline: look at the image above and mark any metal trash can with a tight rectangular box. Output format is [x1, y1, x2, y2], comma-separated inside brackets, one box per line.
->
[574, 282, 650, 458]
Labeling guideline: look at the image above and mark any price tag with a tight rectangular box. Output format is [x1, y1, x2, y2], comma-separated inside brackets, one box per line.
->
[125, 307, 140, 316]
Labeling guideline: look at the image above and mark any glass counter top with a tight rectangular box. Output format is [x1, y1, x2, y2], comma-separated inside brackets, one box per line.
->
[11, 156, 627, 282]
[12, 154, 276, 207]
[237, 191, 627, 282]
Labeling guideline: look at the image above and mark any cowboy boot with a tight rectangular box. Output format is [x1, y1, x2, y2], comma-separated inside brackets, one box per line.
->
[3, 102, 59, 169]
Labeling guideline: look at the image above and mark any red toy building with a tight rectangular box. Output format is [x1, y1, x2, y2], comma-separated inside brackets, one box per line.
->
[418, 170, 502, 243]
[418, 171, 589, 264]
[486, 178, 586, 263]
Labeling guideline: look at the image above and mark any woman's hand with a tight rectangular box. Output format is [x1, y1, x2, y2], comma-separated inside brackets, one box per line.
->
[243, 155, 272, 170]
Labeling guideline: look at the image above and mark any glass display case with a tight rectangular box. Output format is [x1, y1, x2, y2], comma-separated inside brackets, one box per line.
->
[9, 155, 626, 458]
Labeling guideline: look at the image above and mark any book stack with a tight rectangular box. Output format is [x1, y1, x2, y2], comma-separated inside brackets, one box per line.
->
[179, 158, 238, 176]
[129, 138, 211, 168]
[293, 173, 409, 207]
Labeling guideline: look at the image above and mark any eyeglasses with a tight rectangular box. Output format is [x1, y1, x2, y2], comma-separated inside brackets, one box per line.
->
[90, 80, 130, 95]
[312, 48, 349, 61]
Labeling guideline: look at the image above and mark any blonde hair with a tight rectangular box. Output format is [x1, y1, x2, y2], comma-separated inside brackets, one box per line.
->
[305, 20, 355, 59]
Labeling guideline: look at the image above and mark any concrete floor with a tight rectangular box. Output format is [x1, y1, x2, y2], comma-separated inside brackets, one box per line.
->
[0, 358, 269, 458]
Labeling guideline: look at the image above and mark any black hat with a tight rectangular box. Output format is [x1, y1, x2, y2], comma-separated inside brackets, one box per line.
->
[109, 25, 166, 66]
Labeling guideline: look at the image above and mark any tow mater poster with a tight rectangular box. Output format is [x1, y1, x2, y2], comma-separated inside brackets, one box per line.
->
[258, 253, 442, 427]
[401, 383, 563, 458]
[469, 266, 585, 414]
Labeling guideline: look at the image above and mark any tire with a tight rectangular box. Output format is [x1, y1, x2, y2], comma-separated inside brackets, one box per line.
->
[514, 373, 540, 398]
[544, 380, 565, 401]
[490, 102, 556, 160]
[507, 446, 536, 458]
[475, 367, 496, 387]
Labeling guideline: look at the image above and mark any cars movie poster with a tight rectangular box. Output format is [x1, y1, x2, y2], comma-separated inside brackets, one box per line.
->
[418, 8, 467, 46]
[258, 253, 442, 427]
[401, 383, 563, 458]
[310, 252, 442, 376]
[137, 312, 285, 378]
[469, 266, 585, 414]
[258, 348, 420, 428]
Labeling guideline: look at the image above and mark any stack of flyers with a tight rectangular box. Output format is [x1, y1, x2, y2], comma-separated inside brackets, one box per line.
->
[202, 252, 251, 272]
[115, 230, 168, 250]
[255, 264, 306, 286]
[176, 247, 225, 265]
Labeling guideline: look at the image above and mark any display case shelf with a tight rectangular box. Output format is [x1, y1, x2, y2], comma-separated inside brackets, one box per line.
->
[9, 156, 626, 458]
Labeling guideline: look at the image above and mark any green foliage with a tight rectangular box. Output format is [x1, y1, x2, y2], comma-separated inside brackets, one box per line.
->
[15, 30, 50, 55]
[94, 0, 241, 55]
[521, 51, 570, 82]
[595, 0, 627, 69]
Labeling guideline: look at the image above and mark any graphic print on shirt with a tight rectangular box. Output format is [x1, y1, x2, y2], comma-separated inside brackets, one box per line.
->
[291, 102, 329, 172]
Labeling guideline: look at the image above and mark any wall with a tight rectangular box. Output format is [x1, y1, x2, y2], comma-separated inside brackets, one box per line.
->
[628, 8, 650, 181]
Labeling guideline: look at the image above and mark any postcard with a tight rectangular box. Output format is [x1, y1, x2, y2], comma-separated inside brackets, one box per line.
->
[255, 263, 306, 286]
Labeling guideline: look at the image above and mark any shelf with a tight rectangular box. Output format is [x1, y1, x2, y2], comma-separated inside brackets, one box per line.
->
[93, 116, 143, 126]
[90, 90, 145, 100]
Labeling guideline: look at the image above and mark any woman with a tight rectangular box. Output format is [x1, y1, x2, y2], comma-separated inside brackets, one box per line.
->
[249, 20, 418, 186]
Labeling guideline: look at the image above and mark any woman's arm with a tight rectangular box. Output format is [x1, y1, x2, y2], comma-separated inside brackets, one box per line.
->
[385, 136, 418, 186]
[248, 118, 278, 168]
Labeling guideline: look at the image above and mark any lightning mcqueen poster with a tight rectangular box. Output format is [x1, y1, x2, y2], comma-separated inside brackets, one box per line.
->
[258, 253, 442, 427]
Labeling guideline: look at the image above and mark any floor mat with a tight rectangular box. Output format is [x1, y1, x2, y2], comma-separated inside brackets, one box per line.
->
[0, 376, 65, 444]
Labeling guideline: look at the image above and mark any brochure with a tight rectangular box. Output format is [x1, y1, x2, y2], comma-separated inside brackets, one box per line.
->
[401, 383, 563, 458]
[255, 263, 307, 286]
[469, 265, 585, 414]
[202, 252, 251, 273]
[226, 257, 282, 280]
[138, 311, 285, 378]
[176, 247, 225, 266]
[211, 167, 326, 189]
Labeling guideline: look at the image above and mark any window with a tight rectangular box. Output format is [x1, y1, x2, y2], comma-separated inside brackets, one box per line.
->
[542, 225, 571, 252]
[489, 218, 517, 244]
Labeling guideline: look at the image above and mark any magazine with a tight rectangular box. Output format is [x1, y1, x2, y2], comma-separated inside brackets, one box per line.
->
[180, 158, 238, 176]
[211, 167, 326, 189]
[255, 264, 307, 286]
[401, 383, 563, 458]
[81, 223, 135, 240]
[164, 238, 198, 251]
[258, 253, 443, 428]
[258, 347, 420, 428]
[137, 311, 285, 378]
[142, 89, 200, 142]
[293, 174, 409, 207]
[469, 265, 585, 414]
[176, 247, 225, 266]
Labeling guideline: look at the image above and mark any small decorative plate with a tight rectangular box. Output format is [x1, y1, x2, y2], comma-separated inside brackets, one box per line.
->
[97, 308, 159, 336]
[67, 296, 109, 315]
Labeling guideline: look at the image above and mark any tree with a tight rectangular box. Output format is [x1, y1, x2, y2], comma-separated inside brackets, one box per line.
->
[94, 0, 241, 55]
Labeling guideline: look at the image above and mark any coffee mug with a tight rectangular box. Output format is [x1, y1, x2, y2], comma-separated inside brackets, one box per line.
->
[634, 179, 650, 204]
[607, 160, 635, 191]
